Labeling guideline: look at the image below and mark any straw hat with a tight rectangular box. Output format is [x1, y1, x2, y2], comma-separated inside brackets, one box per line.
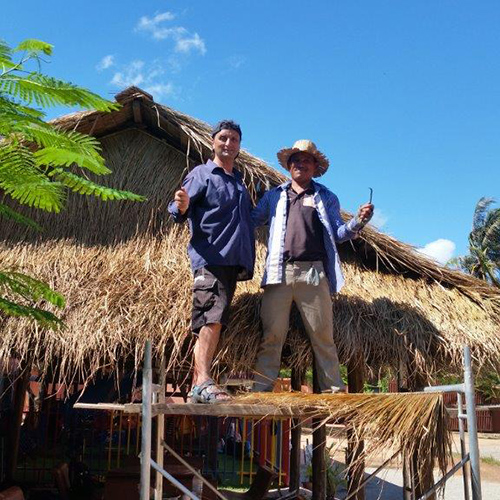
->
[277, 140, 329, 177]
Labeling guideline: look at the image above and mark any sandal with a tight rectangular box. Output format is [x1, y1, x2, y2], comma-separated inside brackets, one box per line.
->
[190, 378, 231, 404]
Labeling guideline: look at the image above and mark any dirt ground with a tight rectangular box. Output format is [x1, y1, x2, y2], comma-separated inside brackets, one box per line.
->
[300, 428, 500, 498]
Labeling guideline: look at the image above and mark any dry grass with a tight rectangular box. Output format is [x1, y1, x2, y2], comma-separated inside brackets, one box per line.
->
[234, 391, 452, 478]
[1, 226, 499, 387]
[0, 85, 499, 386]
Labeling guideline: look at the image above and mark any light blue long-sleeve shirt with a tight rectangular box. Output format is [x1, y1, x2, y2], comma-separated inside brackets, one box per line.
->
[252, 180, 362, 293]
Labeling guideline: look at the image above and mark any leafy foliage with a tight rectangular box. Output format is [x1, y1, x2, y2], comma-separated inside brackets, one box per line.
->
[0, 271, 64, 327]
[448, 198, 500, 287]
[0, 38, 145, 325]
[475, 371, 500, 403]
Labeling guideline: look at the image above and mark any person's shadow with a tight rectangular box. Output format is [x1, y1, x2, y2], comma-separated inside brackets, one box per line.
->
[336, 468, 404, 499]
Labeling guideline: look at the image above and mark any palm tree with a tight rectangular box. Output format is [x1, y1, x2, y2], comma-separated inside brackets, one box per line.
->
[451, 198, 500, 287]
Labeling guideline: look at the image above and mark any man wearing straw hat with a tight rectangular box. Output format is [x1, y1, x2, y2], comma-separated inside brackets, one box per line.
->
[252, 140, 373, 393]
[168, 120, 254, 403]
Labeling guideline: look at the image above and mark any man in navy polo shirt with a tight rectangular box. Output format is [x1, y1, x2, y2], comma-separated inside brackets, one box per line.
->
[169, 120, 254, 403]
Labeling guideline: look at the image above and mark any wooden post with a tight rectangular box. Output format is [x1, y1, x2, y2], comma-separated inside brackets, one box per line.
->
[396, 364, 414, 499]
[207, 417, 219, 480]
[346, 355, 365, 500]
[289, 367, 304, 493]
[6, 364, 31, 481]
[408, 370, 435, 500]
[312, 361, 326, 500]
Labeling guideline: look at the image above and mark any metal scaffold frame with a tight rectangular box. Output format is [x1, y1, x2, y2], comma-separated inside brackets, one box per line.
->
[75, 342, 483, 500]
[421, 345, 482, 500]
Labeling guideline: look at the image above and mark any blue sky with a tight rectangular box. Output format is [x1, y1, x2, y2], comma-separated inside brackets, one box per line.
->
[2, 1, 499, 263]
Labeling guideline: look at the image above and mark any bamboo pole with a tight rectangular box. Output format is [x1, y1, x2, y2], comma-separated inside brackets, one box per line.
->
[140, 340, 152, 500]
[409, 370, 435, 500]
[154, 358, 166, 500]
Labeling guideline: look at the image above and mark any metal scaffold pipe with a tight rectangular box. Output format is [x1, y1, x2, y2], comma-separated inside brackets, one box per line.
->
[463, 345, 482, 500]
[140, 340, 153, 500]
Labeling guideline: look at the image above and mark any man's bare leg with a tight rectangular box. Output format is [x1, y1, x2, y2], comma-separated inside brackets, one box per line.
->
[192, 323, 230, 401]
[193, 323, 221, 386]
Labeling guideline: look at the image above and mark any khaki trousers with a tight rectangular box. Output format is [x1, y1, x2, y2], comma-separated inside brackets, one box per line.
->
[253, 261, 344, 392]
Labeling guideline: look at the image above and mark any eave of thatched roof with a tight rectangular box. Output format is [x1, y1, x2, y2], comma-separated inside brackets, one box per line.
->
[50, 86, 284, 201]
[50, 86, 500, 303]
[1, 86, 499, 384]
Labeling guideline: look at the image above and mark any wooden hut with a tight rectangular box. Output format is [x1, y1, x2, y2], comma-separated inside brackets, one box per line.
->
[1, 85, 499, 498]
[1, 85, 499, 386]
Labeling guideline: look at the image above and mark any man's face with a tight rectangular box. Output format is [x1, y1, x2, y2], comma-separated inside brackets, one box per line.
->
[288, 152, 318, 184]
[212, 128, 241, 163]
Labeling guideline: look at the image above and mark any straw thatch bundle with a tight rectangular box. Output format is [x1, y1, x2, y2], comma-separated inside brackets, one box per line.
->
[1, 86, 499, 385]
[235, 391, 451, 477]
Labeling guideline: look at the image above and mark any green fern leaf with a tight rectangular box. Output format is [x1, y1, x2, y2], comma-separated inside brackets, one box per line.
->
[0, 203, 42, 230]
[14, 39, 53, 57]
[0, 41, 16, 71]
[34, 147, 110, 174]
[0, 144, 65, 212]
[49, 169, 146, 201]
[0, 271, 65, 307]
[0, 73, 119, 111]
[0, 297, 62, 326]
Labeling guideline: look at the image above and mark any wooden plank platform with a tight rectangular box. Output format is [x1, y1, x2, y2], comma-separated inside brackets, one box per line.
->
[73, 402, 141, 413]
[73, 401, 318, 418]
[151, 403, 317, 418]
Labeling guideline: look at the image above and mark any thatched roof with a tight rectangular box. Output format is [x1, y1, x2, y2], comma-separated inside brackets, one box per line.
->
[234, 392, 451, 477]
[1, 86, 499, 384]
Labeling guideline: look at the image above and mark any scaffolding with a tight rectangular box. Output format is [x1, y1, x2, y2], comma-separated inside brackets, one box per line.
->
[74, 343, 483, 500]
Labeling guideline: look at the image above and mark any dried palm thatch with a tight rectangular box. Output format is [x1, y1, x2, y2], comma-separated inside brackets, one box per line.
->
[1, 226, 499, 386]
[234, 391, 451, 479]
[0, 86, 499, 386]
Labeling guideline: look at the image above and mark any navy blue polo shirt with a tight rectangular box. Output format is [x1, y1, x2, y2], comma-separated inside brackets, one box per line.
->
[168, 160, 255, 280]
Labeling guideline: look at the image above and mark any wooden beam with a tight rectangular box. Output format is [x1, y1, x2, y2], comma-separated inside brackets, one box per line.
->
[73, 400, 324, 418]
[132, 99, 143, 125]
[7, 365, 31, 481]
[74, 402, 141, 413]
[312, 361, 326, 500]
[150, 403, 313, 418]
[289, 367, 304, 492]
[346, 355, 365, 500]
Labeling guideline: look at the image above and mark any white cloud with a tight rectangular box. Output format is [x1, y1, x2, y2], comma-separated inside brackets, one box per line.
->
[417, 239, 456, 265]
[96, 55, 115, 71]
[135, 12, 206, 55]
[111, 60, 145, 87]
[110, 60, 175, 99]
[175, 33, 206, 55]
[150, 26, 186, 42]
[144, 83, 175, 99]
[136, 12, 176, 36]
[369, 208, 388, 229]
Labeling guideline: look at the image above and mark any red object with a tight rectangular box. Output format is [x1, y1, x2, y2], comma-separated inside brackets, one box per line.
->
[282, 419, 290, 485]
[448, 407, 500, 433]
[0, 487, 25, 500]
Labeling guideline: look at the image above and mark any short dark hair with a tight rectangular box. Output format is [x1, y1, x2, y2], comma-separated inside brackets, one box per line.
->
[211, 120, 242, 141]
